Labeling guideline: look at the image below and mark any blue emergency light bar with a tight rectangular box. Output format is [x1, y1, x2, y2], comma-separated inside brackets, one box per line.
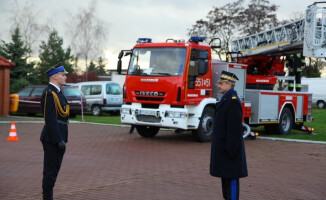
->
[189, 36, 205, 43]
[137, 38, 152, 43]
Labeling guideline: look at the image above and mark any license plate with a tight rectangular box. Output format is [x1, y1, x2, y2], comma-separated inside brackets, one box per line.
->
[138, 110, 156, 116]
[111, 98, 119, 101]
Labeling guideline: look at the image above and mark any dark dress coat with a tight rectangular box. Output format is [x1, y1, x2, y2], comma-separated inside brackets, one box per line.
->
[40, 84, 69, 144]
[210, 89, 248, 178]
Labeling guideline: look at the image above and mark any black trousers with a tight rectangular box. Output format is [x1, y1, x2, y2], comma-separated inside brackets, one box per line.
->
[221, 178, 239, 200]
[42, 142, 65, 196]
[295, 70, 302, 91]
[288, 69, 294, 91]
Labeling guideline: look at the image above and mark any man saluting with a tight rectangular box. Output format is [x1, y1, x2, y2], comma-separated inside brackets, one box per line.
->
[210, 71, 248, 200]
[40, 62, 69, 200]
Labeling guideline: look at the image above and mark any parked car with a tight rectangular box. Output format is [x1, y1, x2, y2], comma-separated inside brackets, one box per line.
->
[74, 81, 123, 116]
[13, 85, 87, 117]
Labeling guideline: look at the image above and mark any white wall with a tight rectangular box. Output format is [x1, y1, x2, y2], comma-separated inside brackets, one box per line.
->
[111, 72, 126, 88]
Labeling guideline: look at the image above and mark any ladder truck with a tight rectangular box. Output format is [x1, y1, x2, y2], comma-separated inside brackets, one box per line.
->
[117, 2, 324, 142]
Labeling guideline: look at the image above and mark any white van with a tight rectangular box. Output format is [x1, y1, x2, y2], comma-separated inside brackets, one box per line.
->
[301, 78, 326, 109]
[75, 81, 123, 115]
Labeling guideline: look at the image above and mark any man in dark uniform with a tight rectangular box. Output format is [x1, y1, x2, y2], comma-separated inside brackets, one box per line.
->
[285, 53, 305, 91]
[210, 71, 248, 200]
[41, 62, 69, 200]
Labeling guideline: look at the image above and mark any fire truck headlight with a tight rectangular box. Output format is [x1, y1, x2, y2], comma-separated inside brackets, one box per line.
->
[121, 108, 131, 115]
[165, 111, 187, 118]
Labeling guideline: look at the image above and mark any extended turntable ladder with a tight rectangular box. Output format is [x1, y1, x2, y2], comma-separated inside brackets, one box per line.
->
[231, 2, 326, 58]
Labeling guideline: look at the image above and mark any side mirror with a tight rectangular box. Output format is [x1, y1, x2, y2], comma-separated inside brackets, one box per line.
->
[198, 60, 208, 75]
[209, 38, 221, 49]
[117, 60, 122, 74]
[118, 51, 124, 59]
[117, 50, 132, 74]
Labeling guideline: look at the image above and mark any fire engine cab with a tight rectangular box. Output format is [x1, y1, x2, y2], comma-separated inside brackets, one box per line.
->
[117, 2, 324, 142]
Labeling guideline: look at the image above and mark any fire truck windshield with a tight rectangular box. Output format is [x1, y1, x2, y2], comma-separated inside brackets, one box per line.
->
[128, 47, 186, 76]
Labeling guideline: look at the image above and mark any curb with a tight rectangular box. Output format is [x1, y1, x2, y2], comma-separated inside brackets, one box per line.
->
[257, 136, 326, 145]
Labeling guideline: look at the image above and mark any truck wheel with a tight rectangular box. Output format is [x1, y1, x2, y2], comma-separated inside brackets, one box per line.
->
[276, 107, 293, 135]
[192, 106, 214, 142]
[91, 105, 102, 116]
[317, 100, 325, 109]
[136, 125, 160, 138]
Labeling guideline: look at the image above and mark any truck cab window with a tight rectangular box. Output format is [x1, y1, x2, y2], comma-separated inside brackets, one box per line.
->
[189, 49, 209, 76]
[128, 47, 186, 76]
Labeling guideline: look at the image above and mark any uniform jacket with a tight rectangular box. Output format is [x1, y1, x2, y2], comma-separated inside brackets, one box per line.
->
[286, 53, 305, 70]
[40, 84, 69, 144]
[210, 89, 248, 178]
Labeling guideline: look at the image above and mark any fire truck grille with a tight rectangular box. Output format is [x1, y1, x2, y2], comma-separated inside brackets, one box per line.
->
[136, 97, 164, 101]
[136, 115, 161, 123]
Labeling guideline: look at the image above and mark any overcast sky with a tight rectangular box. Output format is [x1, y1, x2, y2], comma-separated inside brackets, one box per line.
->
[0, 0, 314, 70]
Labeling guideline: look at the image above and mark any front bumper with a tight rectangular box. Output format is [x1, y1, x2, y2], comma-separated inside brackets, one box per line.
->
[120, 103, 191, 130]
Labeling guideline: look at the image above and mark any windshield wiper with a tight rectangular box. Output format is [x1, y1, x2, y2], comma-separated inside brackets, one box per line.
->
[150, 72, 172, 76]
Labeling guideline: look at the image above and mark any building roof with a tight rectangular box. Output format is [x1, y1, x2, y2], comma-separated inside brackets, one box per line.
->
[0, 56, 15, 68]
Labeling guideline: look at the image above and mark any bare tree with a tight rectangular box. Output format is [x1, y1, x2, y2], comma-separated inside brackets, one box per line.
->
[66, 0, 109, 79]
[188, 0, 244, 59]
[238, 0, 279, 35]
[278, 11, 306, 25]
[8, 0, 49, 54]
[289, 11, 305, 22]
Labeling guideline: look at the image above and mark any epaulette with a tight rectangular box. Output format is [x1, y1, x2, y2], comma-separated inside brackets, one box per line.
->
[232, 96, 237, 99]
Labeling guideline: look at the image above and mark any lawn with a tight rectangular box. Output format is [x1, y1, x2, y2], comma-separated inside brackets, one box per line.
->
[72, 112, 121, 124]
[251, 107, 326, 141]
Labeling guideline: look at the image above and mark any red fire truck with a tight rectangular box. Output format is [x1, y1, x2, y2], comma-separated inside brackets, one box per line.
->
[117, 2, 324, 142]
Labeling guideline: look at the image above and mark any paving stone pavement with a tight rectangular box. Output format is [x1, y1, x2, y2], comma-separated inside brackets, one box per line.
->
[0, 122, 325, 200]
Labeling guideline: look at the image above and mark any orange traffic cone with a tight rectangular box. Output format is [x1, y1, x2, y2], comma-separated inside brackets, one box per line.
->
[7, 121, 19, 142]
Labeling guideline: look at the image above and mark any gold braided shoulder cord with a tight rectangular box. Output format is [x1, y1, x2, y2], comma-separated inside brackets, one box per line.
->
[51, 91, 70, 117]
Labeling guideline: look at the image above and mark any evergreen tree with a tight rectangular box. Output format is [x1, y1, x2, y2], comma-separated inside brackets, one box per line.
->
[88, 60, 96, 73]
[37, 29, 73, 84]
[87, 57, 108, 76]
[0, 27, 35, 93]
[96, 56, 108, 76]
